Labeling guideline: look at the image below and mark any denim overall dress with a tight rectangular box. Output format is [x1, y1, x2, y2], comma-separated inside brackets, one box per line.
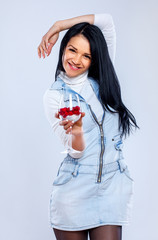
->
[49, 75, 134, 231]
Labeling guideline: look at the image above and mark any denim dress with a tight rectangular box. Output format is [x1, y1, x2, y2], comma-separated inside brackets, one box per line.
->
[49, 75, 134, 231]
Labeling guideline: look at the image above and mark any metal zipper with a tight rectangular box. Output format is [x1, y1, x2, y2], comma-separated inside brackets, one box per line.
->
[62, 82, 105, 182]
[88, 104, 105, 183]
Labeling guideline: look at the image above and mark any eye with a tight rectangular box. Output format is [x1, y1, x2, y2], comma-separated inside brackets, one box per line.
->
[69, 48, 75, 52]
[84, 55, 91, 59]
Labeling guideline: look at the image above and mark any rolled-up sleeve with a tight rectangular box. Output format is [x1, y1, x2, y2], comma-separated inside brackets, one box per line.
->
[94, 13, 116, 64]
[43, 88, 85, 158]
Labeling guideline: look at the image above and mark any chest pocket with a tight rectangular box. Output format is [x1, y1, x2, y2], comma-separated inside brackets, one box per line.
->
[112, 134, 124, 151]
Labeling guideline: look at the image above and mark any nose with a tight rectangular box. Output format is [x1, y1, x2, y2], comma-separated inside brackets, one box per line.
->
[72, 55, 82, 65]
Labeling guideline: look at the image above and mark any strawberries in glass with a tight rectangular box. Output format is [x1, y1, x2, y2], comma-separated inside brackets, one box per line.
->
[59, 106, 81, 119]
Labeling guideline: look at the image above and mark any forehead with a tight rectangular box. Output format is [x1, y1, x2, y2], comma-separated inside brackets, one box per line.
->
[67, 34, 91, 53]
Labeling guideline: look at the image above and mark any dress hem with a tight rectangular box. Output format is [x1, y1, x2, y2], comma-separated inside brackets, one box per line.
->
[50, 221, 130, 231]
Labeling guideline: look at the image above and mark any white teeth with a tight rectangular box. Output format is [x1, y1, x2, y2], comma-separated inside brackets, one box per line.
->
[69, 63, 79, 69]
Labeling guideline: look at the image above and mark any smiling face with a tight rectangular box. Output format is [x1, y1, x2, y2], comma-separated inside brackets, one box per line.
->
[62, 34, 92, 78]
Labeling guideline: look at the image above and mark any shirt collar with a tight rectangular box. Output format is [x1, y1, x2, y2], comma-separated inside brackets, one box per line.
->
[58, 70, 89, 85]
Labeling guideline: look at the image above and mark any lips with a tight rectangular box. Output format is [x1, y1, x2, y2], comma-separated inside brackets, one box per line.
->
[68, 62, 81, 71]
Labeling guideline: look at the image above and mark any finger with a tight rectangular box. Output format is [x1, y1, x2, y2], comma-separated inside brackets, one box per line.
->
[63, 121, 74, 130]
[64, 120, 74, 126]
[81, 112, 85, 118]
[37, 46, 41, 58]
[55, 112, 60, 119]
[59, 119, 74, 128]
[42, 40, 48, 54]
[77, 112, 85, 122]
[66, 126, 72, 134]
[59, 119, 68, 125]
[37, 49, 41, 58]
[47, 43, 53, 56]
[40, 46, 45, 58]
[45, 37, 49, 50]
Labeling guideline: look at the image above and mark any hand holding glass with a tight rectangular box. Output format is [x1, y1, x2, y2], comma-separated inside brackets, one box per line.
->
[58, 93, 81, 154]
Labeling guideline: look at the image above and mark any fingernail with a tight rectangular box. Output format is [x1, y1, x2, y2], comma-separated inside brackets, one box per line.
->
[72, 121, 74, 124]
[66, 119, 68, 122]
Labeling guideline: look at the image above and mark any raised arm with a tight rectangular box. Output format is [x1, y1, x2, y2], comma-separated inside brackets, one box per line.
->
[94, 13, 116, 64]
[37, 14, 94, 58]
[37, 13, 116, 64]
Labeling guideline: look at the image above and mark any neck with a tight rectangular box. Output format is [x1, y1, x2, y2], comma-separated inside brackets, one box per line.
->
[58, 70, 89, 85]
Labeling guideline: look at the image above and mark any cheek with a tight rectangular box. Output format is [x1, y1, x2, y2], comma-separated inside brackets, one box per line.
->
[62, 50, 69, 63]
[63, 53, 71, 65]
[62, 56, 68, 68]
[85, 60, 91, 69]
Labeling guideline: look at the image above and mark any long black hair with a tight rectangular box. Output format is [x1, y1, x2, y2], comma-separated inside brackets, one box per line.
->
[55, 22, 140, 139]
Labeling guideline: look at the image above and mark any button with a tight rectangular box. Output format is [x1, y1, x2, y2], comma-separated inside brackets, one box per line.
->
[72, 164, 79, 177]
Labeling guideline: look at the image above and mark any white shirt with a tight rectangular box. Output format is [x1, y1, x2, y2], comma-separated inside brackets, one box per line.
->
[43, 13, 116, 158]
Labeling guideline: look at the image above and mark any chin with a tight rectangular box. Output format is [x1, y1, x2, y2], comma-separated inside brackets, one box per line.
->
[65, 71, 81, 78]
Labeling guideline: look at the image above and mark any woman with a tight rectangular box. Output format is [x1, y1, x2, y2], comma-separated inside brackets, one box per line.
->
[38, 13, 139, 240]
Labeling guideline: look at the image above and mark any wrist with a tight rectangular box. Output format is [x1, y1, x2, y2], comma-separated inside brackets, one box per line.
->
[72, 126, 84, 136]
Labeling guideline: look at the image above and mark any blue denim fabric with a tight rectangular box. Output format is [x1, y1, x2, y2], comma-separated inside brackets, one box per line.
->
[49, 76, 134, 230]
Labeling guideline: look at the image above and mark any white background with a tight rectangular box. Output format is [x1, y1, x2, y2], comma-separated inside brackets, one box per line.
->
[0, 0, 158, 239]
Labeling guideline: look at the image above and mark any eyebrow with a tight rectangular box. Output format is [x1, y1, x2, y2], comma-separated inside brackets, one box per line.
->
[68, 44, 91, 56]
